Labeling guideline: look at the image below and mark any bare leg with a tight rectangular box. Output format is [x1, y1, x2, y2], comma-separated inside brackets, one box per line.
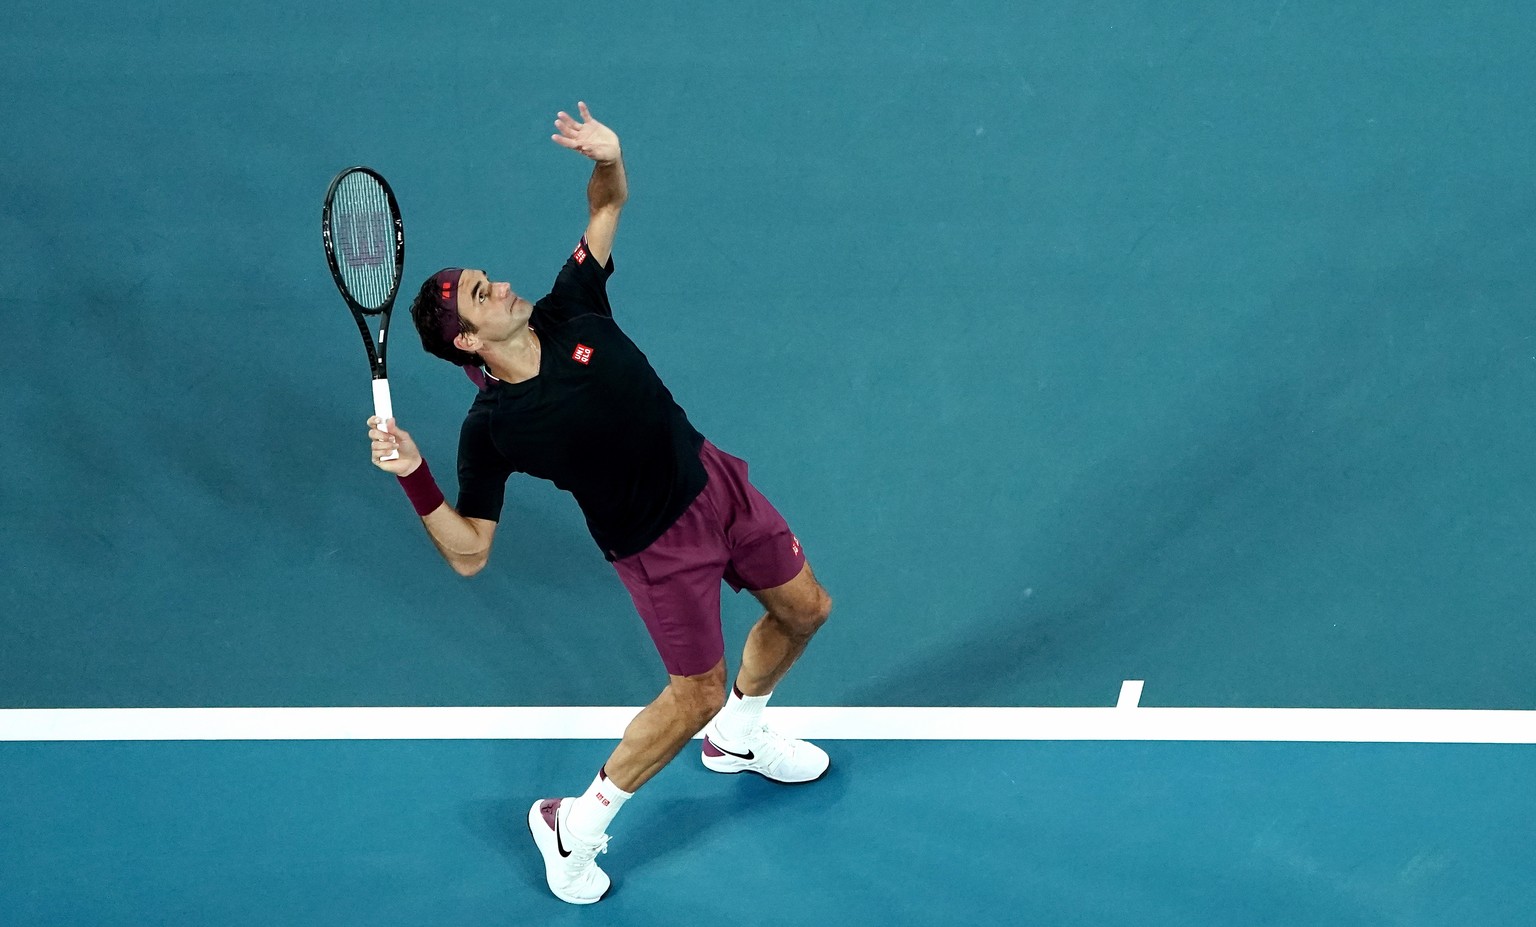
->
[602, 658, 727, 792]
[735, 562, 832, 697]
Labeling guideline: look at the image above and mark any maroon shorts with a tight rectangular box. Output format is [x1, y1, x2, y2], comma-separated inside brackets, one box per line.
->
[612, 441, 806, 677]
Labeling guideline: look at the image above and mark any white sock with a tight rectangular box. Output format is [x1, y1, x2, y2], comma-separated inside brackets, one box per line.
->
[713, 686, 772, 741]
[564, 768, 632, 842]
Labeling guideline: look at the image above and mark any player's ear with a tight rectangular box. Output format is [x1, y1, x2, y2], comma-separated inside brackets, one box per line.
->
[453, 331, 478, 353]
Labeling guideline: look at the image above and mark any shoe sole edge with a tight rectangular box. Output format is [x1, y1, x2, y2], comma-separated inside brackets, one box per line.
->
[700, 755, 831, 785]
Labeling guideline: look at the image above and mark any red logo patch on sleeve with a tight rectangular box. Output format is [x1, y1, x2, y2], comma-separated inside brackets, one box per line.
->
[572, 344, 593, 364]
[573, 240, 588, 264]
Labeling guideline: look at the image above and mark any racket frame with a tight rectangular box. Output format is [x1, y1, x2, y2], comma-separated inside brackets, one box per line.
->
[322, 165, 407, 460]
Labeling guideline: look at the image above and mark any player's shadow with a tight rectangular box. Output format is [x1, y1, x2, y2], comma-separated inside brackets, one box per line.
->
[619, 762, 851, 878]
[459, 762, 851, 898]
[461, 797, 545, 886]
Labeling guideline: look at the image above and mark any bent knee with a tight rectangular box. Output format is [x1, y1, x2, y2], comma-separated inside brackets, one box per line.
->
[776, 585, 832, 636]
[668, 667, 727, 727]
[811, 587, 833, 628]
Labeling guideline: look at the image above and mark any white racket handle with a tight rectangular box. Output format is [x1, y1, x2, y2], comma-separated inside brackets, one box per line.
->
[373, 378, 399, 462]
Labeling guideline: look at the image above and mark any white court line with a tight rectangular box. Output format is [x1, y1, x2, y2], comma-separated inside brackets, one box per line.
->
[1, 705, 1533, 744]
[1117, 680, 1145, 709]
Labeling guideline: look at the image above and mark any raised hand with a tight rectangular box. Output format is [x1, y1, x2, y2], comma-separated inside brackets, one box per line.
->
[551, 102, 621, 164]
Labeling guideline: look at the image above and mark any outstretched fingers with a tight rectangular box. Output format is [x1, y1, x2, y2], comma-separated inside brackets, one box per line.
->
[551, 109, 582, 149]
[549, 101, 614, 157]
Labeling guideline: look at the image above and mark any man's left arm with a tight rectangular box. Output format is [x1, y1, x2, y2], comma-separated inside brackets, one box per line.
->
[552, 101, 626, 266]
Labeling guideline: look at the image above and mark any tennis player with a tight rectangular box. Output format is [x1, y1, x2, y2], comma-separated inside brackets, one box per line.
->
[364, 102, 832, 905]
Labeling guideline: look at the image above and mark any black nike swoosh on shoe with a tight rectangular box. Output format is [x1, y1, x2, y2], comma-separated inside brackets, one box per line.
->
[707, 736, 755, 761]
[554, 809, 571, 858]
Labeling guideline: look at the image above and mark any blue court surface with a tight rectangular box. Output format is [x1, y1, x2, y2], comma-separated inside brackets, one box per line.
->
[2, 738, 1531, 927]
[5, 0, 1536, 923]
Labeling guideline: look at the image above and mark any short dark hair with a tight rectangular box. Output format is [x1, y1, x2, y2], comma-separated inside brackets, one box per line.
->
[409, 275, 479, 367]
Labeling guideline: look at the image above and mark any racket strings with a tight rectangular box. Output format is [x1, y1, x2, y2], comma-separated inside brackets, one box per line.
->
[333, 172, 398, 310]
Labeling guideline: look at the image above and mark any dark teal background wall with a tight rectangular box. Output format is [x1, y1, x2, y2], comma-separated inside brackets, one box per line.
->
[4, 2, 1534, 708]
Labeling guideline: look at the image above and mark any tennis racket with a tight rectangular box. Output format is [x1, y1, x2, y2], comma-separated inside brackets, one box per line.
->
[321, 166, 406, 460]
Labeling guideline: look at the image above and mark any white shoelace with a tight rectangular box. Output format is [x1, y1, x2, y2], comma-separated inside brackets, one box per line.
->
[566, 833, 610, 868]
[743, 724, 799, 774]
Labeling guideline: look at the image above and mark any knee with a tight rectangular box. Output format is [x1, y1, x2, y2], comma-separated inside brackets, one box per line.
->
[810, 586, 833, 630]
[668, 665, 727, 729]
[776, 585, 832, 638]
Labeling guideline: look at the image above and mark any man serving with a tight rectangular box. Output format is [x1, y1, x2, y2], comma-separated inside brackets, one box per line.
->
[365, 101, 832, 905]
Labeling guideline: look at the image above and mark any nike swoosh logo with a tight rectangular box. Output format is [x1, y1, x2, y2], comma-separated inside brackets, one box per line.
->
[554, 808, 571, 858]
[708, 737, 755, 761]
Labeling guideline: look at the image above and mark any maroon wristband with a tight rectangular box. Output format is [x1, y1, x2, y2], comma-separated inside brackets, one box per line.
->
[397, 459, 445, 517]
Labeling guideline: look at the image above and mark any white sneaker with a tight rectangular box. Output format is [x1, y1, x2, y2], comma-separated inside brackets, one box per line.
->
[700, 721, 831, 784]
[526, 798, 611, 905]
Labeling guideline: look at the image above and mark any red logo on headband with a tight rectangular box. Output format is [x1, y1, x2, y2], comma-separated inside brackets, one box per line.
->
[439, 280, 453, 301]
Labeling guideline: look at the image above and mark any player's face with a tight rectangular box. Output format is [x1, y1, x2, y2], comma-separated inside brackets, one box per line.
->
[455, 269, 531, 339]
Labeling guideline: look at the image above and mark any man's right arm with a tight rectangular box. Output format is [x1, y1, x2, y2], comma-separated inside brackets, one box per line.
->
[369, 416, 497, 576]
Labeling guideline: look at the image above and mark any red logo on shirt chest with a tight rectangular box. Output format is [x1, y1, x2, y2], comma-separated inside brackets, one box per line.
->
[572, 344, 594, 364]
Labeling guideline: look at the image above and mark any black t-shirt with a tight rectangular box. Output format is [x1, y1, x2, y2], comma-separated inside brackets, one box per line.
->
[454, 239, 707, 560]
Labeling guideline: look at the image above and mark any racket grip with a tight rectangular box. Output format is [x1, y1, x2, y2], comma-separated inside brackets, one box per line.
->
[372, 378, 400, 462]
